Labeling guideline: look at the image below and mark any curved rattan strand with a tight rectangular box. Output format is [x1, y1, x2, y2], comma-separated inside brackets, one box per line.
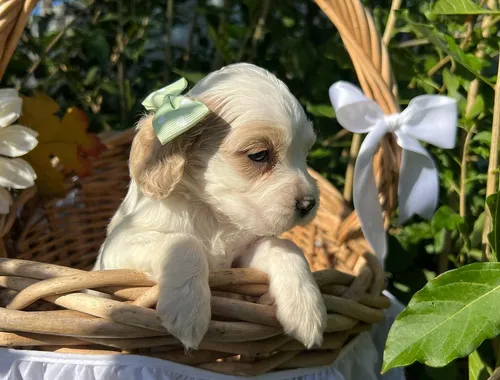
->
[0, 0, 23, 74]
[0, 0, 401, 375]
[6, 269, 156, 310]
[0, 332, 87, 347]
[0, 0, 38, 80]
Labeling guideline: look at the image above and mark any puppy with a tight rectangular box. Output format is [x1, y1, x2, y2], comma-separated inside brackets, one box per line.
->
[94, 63, 327, 350]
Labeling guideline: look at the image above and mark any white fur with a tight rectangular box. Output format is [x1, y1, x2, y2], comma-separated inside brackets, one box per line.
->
[94, 63, 327, 349]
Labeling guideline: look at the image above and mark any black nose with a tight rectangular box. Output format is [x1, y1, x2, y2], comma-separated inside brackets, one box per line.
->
[296, 196, 316, 217]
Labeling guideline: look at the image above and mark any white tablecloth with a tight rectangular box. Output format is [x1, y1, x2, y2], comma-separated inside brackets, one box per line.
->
[0, 292, 405, 380]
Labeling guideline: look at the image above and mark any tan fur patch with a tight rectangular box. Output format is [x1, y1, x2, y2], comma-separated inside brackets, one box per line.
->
[221, 124, 286, 181]
[129, 113, 230, 199]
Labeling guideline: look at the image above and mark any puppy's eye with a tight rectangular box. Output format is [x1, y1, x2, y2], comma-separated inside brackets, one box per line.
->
[248, 150, 270, 163]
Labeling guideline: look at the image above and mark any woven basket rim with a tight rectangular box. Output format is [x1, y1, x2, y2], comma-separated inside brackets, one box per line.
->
[0, 257, 391, 375]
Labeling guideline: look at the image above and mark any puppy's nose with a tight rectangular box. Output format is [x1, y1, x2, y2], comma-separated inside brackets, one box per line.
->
[296, 196, 316, 217]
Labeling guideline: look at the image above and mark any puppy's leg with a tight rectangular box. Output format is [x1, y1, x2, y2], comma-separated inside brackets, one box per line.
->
[97, 230, 210, 348]
[154, 234, 211, 350]
[236, 238, 327, 348]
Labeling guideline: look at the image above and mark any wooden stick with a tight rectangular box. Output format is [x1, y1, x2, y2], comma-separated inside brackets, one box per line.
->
[321, 284, 391, 309]
[82, 336, 180, 350]
[211, 296, 279, 327]
[0, 308, 164, 338]
[0, 258, 83, 279]
[204, 321, 282, 343]
[323, 294, 385, 323]
[0, 332, 86, 347]
[8, 270, 155, 310]
[325, 314, 358, 332]
[199, 335, 291, 356]
[49, 347, 121, 355]
[213, 283, 268, 297]
[0, 0, 39, 80]
[132, 285, 158, 307]
[208, 269, 268, 287]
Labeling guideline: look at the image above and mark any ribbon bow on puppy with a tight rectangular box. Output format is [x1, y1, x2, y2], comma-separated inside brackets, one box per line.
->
[329, 81, 458, 263]
[142, 77, 210, 145]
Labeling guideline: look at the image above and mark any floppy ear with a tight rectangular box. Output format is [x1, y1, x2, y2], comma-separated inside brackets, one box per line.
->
[129, 115, 187, 199]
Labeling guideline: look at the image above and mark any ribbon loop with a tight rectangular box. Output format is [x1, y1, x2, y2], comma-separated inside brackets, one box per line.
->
[142, 78, 210, 145]
[329, 81, 457, 263]
[399, 95, 457, 149]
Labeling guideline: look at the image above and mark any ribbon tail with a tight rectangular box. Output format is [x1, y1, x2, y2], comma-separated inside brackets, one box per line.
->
[353, 122, 389, 264]
[397, 138, 439, 224]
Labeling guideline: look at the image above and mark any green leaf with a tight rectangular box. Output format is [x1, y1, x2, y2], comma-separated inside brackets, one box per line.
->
[207, 24, 233, 65]
[469, 144, 491, 159]
[306, 103, 334, 118]
[383, 262, 500, 372]
[83, 67, 100, 86]
[85, 31, 110, 70]
[470, 212, 485, 248]
[171, 69, 206, 84]
[468, 248, 484, 262]
[472, 131, 492, 144]
[423, 269, 437, 282]
[442, 69, 459, 97]
[466, 94, 485, 120]
[431, 205, 465, 231]
[414, 76, 442, 93]
[282, 16, 295, 28]
[393, 282, 411, 293]
[433, 0, 500, 15]
[100, 81, 118, 95]
[309, 147, 333, 159]
[99, 13, 120, 22]
[468, 350, 491, 380]
[397, 222, 434, 246]
[486, 191, 500, 259]
[404, 15, 494, 87]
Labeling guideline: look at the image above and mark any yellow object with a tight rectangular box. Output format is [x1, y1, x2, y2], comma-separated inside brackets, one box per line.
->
[18, 92, 105, 197]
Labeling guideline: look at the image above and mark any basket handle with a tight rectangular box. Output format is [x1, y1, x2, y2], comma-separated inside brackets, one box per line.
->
[0, 0, 39, 81]
[314, 0, 402, 244]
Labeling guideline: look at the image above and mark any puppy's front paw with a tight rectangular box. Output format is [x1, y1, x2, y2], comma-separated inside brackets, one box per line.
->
[157, 277, 211, 350]
[272, 278, 327, 349]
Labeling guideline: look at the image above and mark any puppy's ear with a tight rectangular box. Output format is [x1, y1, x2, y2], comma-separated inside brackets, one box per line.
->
[129, 115, 187, 199]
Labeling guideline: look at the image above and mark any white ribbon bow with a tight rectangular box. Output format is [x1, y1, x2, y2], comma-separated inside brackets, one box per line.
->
[329, 81, 457, 263]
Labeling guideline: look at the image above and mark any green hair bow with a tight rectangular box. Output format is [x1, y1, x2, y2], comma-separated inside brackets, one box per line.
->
[142, 78, 210, 145]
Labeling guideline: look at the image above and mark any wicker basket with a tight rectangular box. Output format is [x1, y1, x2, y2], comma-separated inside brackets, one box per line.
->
[0, 0, 401, 376]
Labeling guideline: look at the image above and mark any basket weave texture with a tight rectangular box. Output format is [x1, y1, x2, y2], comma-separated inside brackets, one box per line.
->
[0, 0, 401, 376]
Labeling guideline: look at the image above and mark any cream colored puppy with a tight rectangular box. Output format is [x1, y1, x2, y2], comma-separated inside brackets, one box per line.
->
[94, 63, 327, 350]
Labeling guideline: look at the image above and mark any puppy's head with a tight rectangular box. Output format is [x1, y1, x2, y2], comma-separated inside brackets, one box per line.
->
[130, 63, 318, 236]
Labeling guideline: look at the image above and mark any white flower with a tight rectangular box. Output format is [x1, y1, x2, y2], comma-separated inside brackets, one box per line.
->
[0, 89, 23, 128]
[0, 157, 37, 189]
[0, 88, 38, 214]
[0, 124, 38, 157]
